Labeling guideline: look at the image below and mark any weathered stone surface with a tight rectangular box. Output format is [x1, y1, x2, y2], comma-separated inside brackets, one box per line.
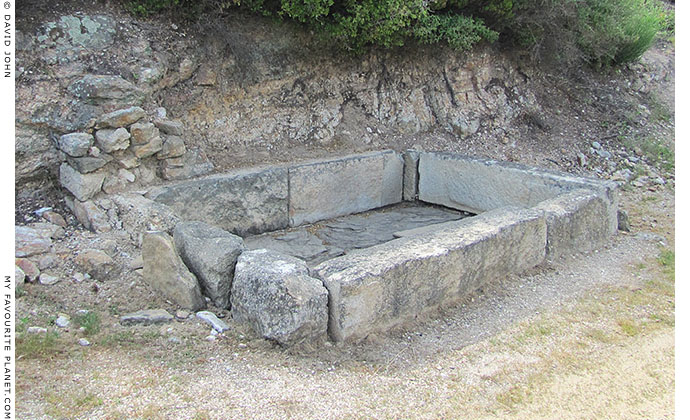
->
[96, 106, 146, 128]
[403, 150, 420, 201]
[55, 315, 70, 328]
[418, 152, 618, 218]
[59, 133, 93, 157]
[28, 222, 65, 240]
[59, 163, 105, 201]
[36, 15, 116, 55]
[15, 226, 52, 257]
[39, 273, 60, 285]
[131, 135, 163, 158]
[111, 194, 180, 245]
[119, 168, 136, 183]
[160, 148, 215, 181]
[315, 207, 546, 342]
[147, 168, 288, 236]
[156, 135, 186, 159]
[68, 75, 143, 106]
[72, 200, 111, 233]
[195, 65, 217, 86]
[618, 209, 631, 232]
[67, 156, 108, 173]
[95, 128, 131, 153]
[288, 151, 403, 226]
[154, 119, 184, 135]
[15, 266, 25, 288]
[41, 211, 67, 228]
[173, 221, 245, 309]
[15, 258, 40, 282]
[196, 311, 229, 333]
[142, 232, 206, 311]
[75, 249, 117, 280]
[130, 122, 160, 145]
[118, 154, 140, 169]
[120, 309, 174, 326]
[534, 189, 611, 260]
[231, 249, 328, 345]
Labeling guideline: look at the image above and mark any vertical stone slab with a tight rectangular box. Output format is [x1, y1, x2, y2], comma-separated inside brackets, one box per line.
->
[534, 189, 612, 260]
[402, 150, 420, 201]
[288, 151, 403, 226]
[147, 168, 289, 236]
[314, 207, 546, 342]
[418, 152, 618, 220]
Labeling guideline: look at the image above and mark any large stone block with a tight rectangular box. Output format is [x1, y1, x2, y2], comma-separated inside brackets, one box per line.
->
[147, 168, 289, 236]
[288, 151, 403, 226]
[534, 189, 612, 260]
[68, 75, 143, 106]
[15, 226, 52, 258]
[418, 152, 617, 216]
[314, 207, 546, 342]
[59, 163, 105, 201]
[173, 221, 246, 309]
[231, 249, 328, 345]
[142, 231, 206, 311]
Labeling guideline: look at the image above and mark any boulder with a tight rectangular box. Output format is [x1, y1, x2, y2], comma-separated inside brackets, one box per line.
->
[74, 249, 117, 280]
[173, 221, 245, 308]
[59, 133, 93, 157]
[95, 128, 131, 153]
[59, 163, 105, 201]
[142, 231, 206, 311]
[15, 226, 52, 257]
[230, 249, 328, 345]
[96, 107, 146, 128]
[130, 122, 160, 145]
[68, 75, 143, 106]
[120, 309, 174, 326]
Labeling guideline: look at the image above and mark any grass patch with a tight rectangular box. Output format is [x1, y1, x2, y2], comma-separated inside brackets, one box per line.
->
[16, 331, 60, 359]
[74, 311, 101, 336]
[617, 318, 640, 336]
[45, 391, 104, 419]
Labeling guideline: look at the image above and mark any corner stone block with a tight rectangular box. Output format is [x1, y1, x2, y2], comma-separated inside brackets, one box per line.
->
[147, 168, 289, 236]
[288, 150, 403, 227]
[59, 163, 105, 202]
[314, 207, 546, 342]
[534, 189, 612, 260]
[231, 249, 328, 345]
[142, 231, 206, 311]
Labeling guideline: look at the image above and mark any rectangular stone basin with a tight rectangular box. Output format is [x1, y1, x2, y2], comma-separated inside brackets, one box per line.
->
[145, 150, 618, 342]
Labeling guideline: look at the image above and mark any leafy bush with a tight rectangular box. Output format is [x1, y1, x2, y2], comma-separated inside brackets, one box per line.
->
[124, 0, 664, 65]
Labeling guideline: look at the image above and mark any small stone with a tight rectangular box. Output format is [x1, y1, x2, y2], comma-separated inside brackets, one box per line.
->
[120, 309, 174, 326]
[72, 200, 111, 233]
[73, 272, 87, 282]
[205, 335, 216, 342]
[577, 153, 587, 167]
[654, 177, 666, 185]
[74, 249, 117, 280]
[179, 58, 195, 80]
[131, 135, 163, 158]
[39, 273, 60, 285]
[29, 222, 65, 240]
[501, 137, 510, 145]
[175, 310, 190, 320]
[88, 146, 101, 157]
[15, 258, 40, 282]
[59, 133, 94, 157]
[195, 65, 217, 86]
[67, 156, 108, 174]
[42, 211, 67, 228]
[130, 255, 144, 270]
[96, 106, 146, 129]
[119, 168, 136, 183]
[27, 327, 47, 334]
[55, 315, 70, 328]
[78, 338, 90, 346]
[119, 155, 140, 169]
[59, 163, 105, 202]
[596, 150, 612, 159]
[592, 141, 601, 149]
[95, 128, 131, 153]
[168, 336, 181, 344]
[156, 135, 186, 159]
[130, 122, 160, 145]
[154, 119, 184, 136]
[634, 146, 643, 156]
[196, 311, 230, 333]
[154, 107, 167, 119]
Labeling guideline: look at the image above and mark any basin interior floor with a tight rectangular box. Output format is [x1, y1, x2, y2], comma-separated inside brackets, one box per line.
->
[244, 202, 474, 266]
